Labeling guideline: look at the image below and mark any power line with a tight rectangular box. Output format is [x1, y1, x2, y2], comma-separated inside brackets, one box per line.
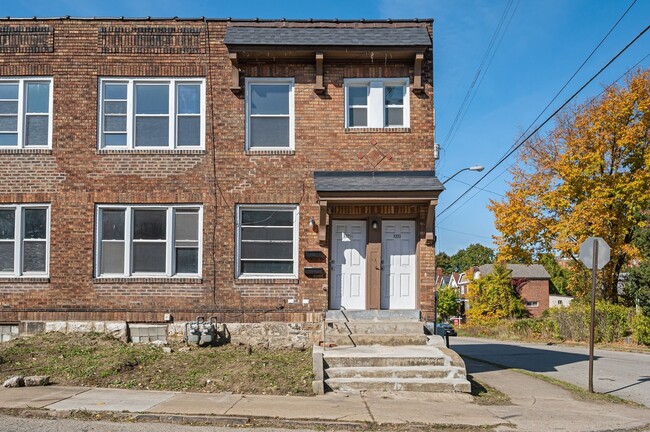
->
[437, 226, 494, 241]
[441, 0, 518, 152]
[438, 22, 650, 217]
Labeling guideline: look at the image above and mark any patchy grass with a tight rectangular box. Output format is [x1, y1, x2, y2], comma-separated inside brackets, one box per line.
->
[467, 374, 511, 406]
[0, 332, 314, 395]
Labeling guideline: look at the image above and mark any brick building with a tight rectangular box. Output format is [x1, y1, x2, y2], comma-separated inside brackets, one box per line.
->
[0, 17, 440, 327]
[477, 264, 551, 317]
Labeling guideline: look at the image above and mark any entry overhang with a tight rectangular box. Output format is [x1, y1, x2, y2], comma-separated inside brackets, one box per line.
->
[313, 171, 444, 245]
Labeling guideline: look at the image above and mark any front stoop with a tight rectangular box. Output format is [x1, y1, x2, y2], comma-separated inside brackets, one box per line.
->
[313, 310, 471, 394]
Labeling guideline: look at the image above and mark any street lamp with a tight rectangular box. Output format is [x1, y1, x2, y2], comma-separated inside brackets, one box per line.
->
[442, 165, 484, 184]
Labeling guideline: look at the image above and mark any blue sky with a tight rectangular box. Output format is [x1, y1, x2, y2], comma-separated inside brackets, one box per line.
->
[6, 0, 650, 255]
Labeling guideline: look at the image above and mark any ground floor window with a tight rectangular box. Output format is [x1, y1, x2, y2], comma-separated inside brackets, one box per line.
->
[0, 204, 49, 277]
[95, 205, 202, 277]
[235, 204, 298, 279]
[526, 301, 539, 308]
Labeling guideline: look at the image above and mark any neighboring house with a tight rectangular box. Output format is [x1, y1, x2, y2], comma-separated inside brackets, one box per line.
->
[0, 18, 439, 327]
[549, 295, 573, 308]
[477, 264, 551, 317]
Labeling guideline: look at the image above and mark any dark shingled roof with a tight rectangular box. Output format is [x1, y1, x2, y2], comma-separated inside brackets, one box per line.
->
[314, 171, 443, 192]
[478, 264, 551, 280]
[224, 26, 431, 47]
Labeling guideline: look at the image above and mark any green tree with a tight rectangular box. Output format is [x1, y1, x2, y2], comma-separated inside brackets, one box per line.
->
[466, 263, 528, 325]
[452, 243, 495, 271]
[627, 211, 650, 315]
[536, 253, 572, 295]
[437, 286, 459, 321]
[435, 252, 454, 273]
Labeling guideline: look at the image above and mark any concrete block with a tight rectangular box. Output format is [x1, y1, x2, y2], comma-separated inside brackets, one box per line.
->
[68, 321, 93, 333]
[23, 375, 50, 386]
[1, 335, 10, 342]
[10, 326, 18, 335]
[3, 376, 24, 388]
[19, 321, 45, 335]
[105, 322, 128, 342]
[45, 322, 67, 333]
[92, 322, 106, 333]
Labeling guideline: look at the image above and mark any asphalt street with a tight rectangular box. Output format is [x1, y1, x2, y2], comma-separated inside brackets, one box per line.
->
[451, 336, 650, 407]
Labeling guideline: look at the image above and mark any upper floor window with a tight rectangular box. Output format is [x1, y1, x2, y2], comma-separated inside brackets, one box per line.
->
[98, 78, 205, 150]
[95, 205, 202, 278]
[0, 204, 50, 277]
[245, 78, 294, 151]
[344, 78, 409, 129]
[0, 78, 52, 149]
[235, 205, 298, 279]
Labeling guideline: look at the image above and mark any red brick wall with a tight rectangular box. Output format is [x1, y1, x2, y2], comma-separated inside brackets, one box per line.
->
[0, 19, 435, 323]
[517, 279, 550, 318]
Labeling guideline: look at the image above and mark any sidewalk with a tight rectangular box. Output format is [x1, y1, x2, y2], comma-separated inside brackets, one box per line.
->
[1, 360, 649, 431]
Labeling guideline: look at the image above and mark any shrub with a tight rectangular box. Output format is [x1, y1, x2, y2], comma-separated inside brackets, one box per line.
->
[545, 301, 633, 343]
[509, 318, 560, 340]
[632, 314, 650, 345]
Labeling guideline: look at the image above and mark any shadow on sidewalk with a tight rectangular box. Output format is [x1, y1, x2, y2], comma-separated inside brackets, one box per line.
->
[451, 342, 595, 374]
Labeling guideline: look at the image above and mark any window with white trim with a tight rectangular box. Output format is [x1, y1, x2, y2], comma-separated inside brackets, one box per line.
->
[344, 78, 409, 128]
[98, 78, 205, 149]
[0, 78, 53, 148]
[525, 301, 539, 308]
[235, 205, 298, 278]
[0, 205, 50, 277]
[95, 205, 202, 277]
[245, 78, 294, 150]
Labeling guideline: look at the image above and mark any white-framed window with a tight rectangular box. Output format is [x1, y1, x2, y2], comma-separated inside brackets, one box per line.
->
[0, 204, 50, 277]
[526, 301, 539, 308]
[95, 205, 202, 277]
[98, 78, 205, 150]
[235, 205, 299, 279]
[245, 78, 295, 151]
[0, 78, 53, 149]
[344, 78, 410, 128]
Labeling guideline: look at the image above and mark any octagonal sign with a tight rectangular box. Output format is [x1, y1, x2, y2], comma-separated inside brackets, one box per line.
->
[579, 237, 610, 270]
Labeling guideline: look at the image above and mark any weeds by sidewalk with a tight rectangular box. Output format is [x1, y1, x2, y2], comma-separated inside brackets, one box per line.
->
[0, 332, 313, 395]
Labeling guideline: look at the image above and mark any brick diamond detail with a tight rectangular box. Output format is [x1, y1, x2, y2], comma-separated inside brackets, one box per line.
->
[358, 141, 394, 169]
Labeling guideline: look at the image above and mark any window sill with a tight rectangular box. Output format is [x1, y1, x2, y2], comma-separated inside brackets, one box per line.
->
[344, 127, 411, 134]
[245, 149, 295, 156]
[0, 277, 50, 283]
[234, 277, 299, 285]
[93, 277, 203, 284]
[97, 149, 206, 155]
[0, 148, 52, 154]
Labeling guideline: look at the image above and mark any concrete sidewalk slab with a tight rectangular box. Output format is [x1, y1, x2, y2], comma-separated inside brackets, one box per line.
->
[225, 393, 371, 422]
[46, 388, 176, 412]
[147, 392, 242, 416]
[465, 358, 650, 432]
[0, 386, 88, 409]
[360, 391, 502, 426]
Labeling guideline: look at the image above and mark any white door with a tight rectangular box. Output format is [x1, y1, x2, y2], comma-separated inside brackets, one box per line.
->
[330, 220, 367, 310]
[381, 220, 416, 309]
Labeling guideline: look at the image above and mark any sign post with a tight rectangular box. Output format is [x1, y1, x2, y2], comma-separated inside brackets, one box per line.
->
[579, 237, 610, 393]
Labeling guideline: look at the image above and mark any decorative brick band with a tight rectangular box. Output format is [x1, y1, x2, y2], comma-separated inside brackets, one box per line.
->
[0, 278, 50, 284]
[97, 149, 206, 155]
[0, 149, 52, 155]
[244, 150, 296, 156]
[98, 26, 205, 54]
[234, 278, 299, 285]
[344, 127, 411, 134]
[0, 26, 54, 53]
[93, 277, 203, 284]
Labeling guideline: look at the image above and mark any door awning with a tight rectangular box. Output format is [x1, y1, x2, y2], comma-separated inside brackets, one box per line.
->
[313, 170, 444, 244]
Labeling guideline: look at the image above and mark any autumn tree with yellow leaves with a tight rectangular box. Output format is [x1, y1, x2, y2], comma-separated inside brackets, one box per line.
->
[490, 70, 650, 302]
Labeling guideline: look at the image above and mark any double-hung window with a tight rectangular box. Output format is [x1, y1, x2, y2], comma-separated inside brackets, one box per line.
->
[245, 78, 294, 151]
[344, 78, 409, 128]
[235, 205, 298, 279]
[96, 205, 202, 277]
[0, 78, 52, 148]
[0, 205, 50, 277]
[98, 78, 205, 150]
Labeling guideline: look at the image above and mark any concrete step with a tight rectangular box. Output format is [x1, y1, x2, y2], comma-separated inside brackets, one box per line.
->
[324, 321, 425, 335]
[325, 377, 471, 393]
[323, 346, 447, 368]
[325, 365, 460, 380]
[325, 333, 429, 347]
[326, 310, 421, 322]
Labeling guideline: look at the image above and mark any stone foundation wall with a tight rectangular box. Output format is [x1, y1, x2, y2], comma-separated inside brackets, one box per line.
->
[8, 320, 321, 350]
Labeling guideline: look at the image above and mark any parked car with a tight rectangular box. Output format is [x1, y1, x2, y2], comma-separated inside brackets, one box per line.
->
[435, 323, 457, 337]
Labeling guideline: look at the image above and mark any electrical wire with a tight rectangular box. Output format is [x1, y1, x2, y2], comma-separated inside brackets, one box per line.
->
[438, 22, 650, 218]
